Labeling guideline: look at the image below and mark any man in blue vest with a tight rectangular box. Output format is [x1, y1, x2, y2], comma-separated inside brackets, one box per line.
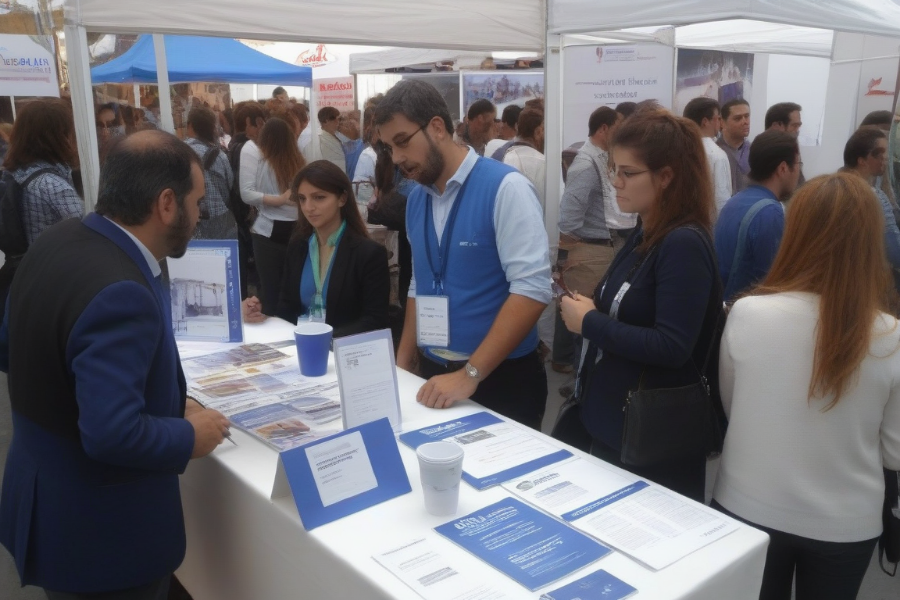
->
[715, 130, 801, 301]
[0, 130, 230, 599]
[375, 80, 552, 430]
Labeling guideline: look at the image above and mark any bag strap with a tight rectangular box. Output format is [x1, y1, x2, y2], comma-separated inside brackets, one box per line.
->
[634, 224, 721, 391]
[202, 145, 221, 171]
[21, 167, 57, 190]
[728, 197, 779, 289]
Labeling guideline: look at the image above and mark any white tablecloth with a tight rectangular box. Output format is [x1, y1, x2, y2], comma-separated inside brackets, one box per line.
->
[176, 319, 768, 600]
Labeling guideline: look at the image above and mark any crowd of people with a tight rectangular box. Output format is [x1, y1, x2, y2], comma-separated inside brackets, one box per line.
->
[0, 78, 899, 600]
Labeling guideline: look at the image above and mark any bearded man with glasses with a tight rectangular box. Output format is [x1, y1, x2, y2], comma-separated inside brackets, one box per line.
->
[374, 79, 551, 430]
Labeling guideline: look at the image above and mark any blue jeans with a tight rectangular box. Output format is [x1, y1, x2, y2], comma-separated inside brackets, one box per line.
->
[711, 501, 877, 600]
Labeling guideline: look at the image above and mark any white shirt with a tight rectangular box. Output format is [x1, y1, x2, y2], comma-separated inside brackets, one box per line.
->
[352, 146, 378, 205]
[408, 149, 551, 305]
[104, 217, 160, 276]
[239, 140, 298, 238]
[484, 137, 510, 159]
[714, 292, 900, 542]
[318, 131, 346, 174]
[502, 144, 546, 213]
[578, 139, 637, 231]
[702, 137, 733, 217]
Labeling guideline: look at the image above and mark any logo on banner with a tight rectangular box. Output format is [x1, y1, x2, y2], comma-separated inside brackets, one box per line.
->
[298, 44, 336, 68]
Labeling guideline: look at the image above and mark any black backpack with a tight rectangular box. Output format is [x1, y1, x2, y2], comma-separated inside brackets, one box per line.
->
[0, 168, 53, 308]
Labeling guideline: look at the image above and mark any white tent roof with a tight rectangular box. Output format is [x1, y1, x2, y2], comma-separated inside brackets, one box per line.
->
[64, 0, 544, 52]
[565, 20, 835, 58]
[549, 0, 900, 39]
[349, 48, 542, 74]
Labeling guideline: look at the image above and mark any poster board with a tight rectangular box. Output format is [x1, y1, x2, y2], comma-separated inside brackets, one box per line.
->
[563, 44, 674, 148]
[0, 34, 60, 97]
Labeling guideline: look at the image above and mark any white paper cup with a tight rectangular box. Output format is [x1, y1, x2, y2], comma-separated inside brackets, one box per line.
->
[416, 441, 464, 516]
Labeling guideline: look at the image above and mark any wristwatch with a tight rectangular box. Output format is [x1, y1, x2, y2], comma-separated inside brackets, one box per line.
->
[464, 362, 481, 381]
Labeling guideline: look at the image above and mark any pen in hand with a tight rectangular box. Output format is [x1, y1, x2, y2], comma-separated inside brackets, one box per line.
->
[224, 428, 238, 446]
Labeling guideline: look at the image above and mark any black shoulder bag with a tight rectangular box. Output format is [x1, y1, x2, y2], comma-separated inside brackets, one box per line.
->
[620, 227, 725, 467]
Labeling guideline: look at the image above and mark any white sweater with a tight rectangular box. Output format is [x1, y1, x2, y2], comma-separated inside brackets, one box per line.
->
[713, 292, 900, 542]
[239, 140, 298, 238]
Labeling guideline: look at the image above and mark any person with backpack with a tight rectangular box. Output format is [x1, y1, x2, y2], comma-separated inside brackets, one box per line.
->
[184, 107, 236, 240]
[2, 99, 82, 248]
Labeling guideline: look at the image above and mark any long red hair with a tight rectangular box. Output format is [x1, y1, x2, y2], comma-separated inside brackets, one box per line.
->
[753, 172, 898, 408]
[610, 108, 713, 250]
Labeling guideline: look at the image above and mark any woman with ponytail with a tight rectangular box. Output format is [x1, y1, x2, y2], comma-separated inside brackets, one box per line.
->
[560, 108, 721, 500]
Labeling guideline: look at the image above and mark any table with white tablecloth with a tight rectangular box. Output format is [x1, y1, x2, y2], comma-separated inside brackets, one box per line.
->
[175, 318, 768, 600]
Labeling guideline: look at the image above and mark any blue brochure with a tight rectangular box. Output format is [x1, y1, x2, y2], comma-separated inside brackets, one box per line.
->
[399, 411, 572, 489]
[539, 569, 637, 600]
[280, 417, 411, 530]
[435, 497, 611, 591]
[164, 239, 242, 342]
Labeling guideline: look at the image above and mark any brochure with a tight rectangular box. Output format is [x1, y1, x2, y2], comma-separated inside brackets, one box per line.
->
[400, 412, 572, 489]
[434, 497, 611, 591]
[165, 239, 242, 342]
[539, 569, 637, 600]
[503, 459, 739, 570]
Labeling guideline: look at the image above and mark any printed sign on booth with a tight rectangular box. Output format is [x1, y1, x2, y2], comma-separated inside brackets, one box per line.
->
[0, 34, 60, 97]
[316, 76, 355, 111]
[563, 44, 674, 148]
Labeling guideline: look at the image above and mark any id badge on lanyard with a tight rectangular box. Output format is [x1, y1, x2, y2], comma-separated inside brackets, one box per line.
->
[416, 171, 474, 350]
[416, 295, 450, 347]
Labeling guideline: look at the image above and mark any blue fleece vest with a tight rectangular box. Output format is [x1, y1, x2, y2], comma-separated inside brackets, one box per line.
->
[407, 157, 538, 360]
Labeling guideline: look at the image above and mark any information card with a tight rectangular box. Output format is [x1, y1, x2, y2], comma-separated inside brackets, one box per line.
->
[333, 329, 402, 431]
[400, 412, 572, 489]
[435, 497, 611, 591]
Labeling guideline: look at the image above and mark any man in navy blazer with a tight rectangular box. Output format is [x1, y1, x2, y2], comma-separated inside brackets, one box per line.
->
[0, 130, 230, 599]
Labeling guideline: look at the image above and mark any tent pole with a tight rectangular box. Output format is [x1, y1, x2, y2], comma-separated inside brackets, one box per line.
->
[153, 34, 176, 135]
[9, 96, 15, 121]
[544, 32, 562, 253]
[63, 24, 101, 212]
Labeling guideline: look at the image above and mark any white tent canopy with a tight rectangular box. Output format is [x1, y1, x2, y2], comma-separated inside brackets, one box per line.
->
[65, 0, 544, 52]
[566, 21, 835, 58]
[549, 0, 900, 40]
[350, 48, 541, 74]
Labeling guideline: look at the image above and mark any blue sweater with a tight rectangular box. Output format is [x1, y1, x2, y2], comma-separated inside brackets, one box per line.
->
[714, 185, 784, 301]
[579, 226, 720, 450]
[407, 157, 538, 360]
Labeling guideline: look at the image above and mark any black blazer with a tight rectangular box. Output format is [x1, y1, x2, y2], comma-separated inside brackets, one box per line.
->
[275, 230, 390, 338]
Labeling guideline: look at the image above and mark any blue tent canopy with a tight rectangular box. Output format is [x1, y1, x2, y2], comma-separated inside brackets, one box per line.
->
[91, 35, 312, 86]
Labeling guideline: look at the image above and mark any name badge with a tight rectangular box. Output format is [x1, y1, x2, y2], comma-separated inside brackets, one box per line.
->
[416, 295, 450, 348]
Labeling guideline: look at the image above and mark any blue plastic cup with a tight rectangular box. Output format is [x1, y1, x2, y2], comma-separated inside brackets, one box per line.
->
[293, 322, 333, 377]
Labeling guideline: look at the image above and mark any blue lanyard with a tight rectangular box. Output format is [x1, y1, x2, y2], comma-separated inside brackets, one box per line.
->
[423, 170, 475, 295]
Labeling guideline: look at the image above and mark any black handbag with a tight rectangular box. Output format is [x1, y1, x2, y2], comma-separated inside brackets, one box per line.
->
[619, 227, 725, 468]
[880, 468, 900, 576]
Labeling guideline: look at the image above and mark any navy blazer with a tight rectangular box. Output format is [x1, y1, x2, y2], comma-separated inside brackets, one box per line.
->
[0, 213, 194, 593]
[275, 230, 390, 337]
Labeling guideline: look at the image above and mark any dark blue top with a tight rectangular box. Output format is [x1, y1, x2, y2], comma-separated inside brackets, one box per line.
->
[714, 185, 784, 301]
[578, 225, 720, 450]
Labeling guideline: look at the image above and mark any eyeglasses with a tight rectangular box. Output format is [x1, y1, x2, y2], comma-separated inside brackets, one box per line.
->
[608, 166, 650, 181]
[97, 119, 116, 128]
[382, 126, 424, 157]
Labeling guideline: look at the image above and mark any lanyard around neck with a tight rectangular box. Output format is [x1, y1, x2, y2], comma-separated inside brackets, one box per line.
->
[309, 220, 347, 296]
[424, 167, 475, 295]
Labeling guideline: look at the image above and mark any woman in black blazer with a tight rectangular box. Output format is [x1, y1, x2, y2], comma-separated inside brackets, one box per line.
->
[243, 160, 390, 337]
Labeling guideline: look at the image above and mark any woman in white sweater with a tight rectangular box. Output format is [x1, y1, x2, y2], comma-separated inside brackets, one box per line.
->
[712, 172, 900, 600]
[240, 117, 305, 315]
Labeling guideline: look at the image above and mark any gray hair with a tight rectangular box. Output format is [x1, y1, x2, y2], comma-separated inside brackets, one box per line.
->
[373, 79, 454, 136]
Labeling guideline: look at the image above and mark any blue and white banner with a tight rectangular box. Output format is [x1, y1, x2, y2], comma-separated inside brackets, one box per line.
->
[0, 34, 59, 97]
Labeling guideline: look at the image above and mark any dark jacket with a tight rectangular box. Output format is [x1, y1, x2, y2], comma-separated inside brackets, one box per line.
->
[0, 213, 193, 593]
[276, 230, 390, 337]
[578, 225, 721, 450]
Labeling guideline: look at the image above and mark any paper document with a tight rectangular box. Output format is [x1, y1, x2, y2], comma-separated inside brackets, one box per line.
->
[306, 430, 378, 507]
[373, 536, 521, 600]
[400, 412, 572, 489]
[504, 460, 738, 570]
[334, 330, 402, 430]
[435, 497, 611, 591]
